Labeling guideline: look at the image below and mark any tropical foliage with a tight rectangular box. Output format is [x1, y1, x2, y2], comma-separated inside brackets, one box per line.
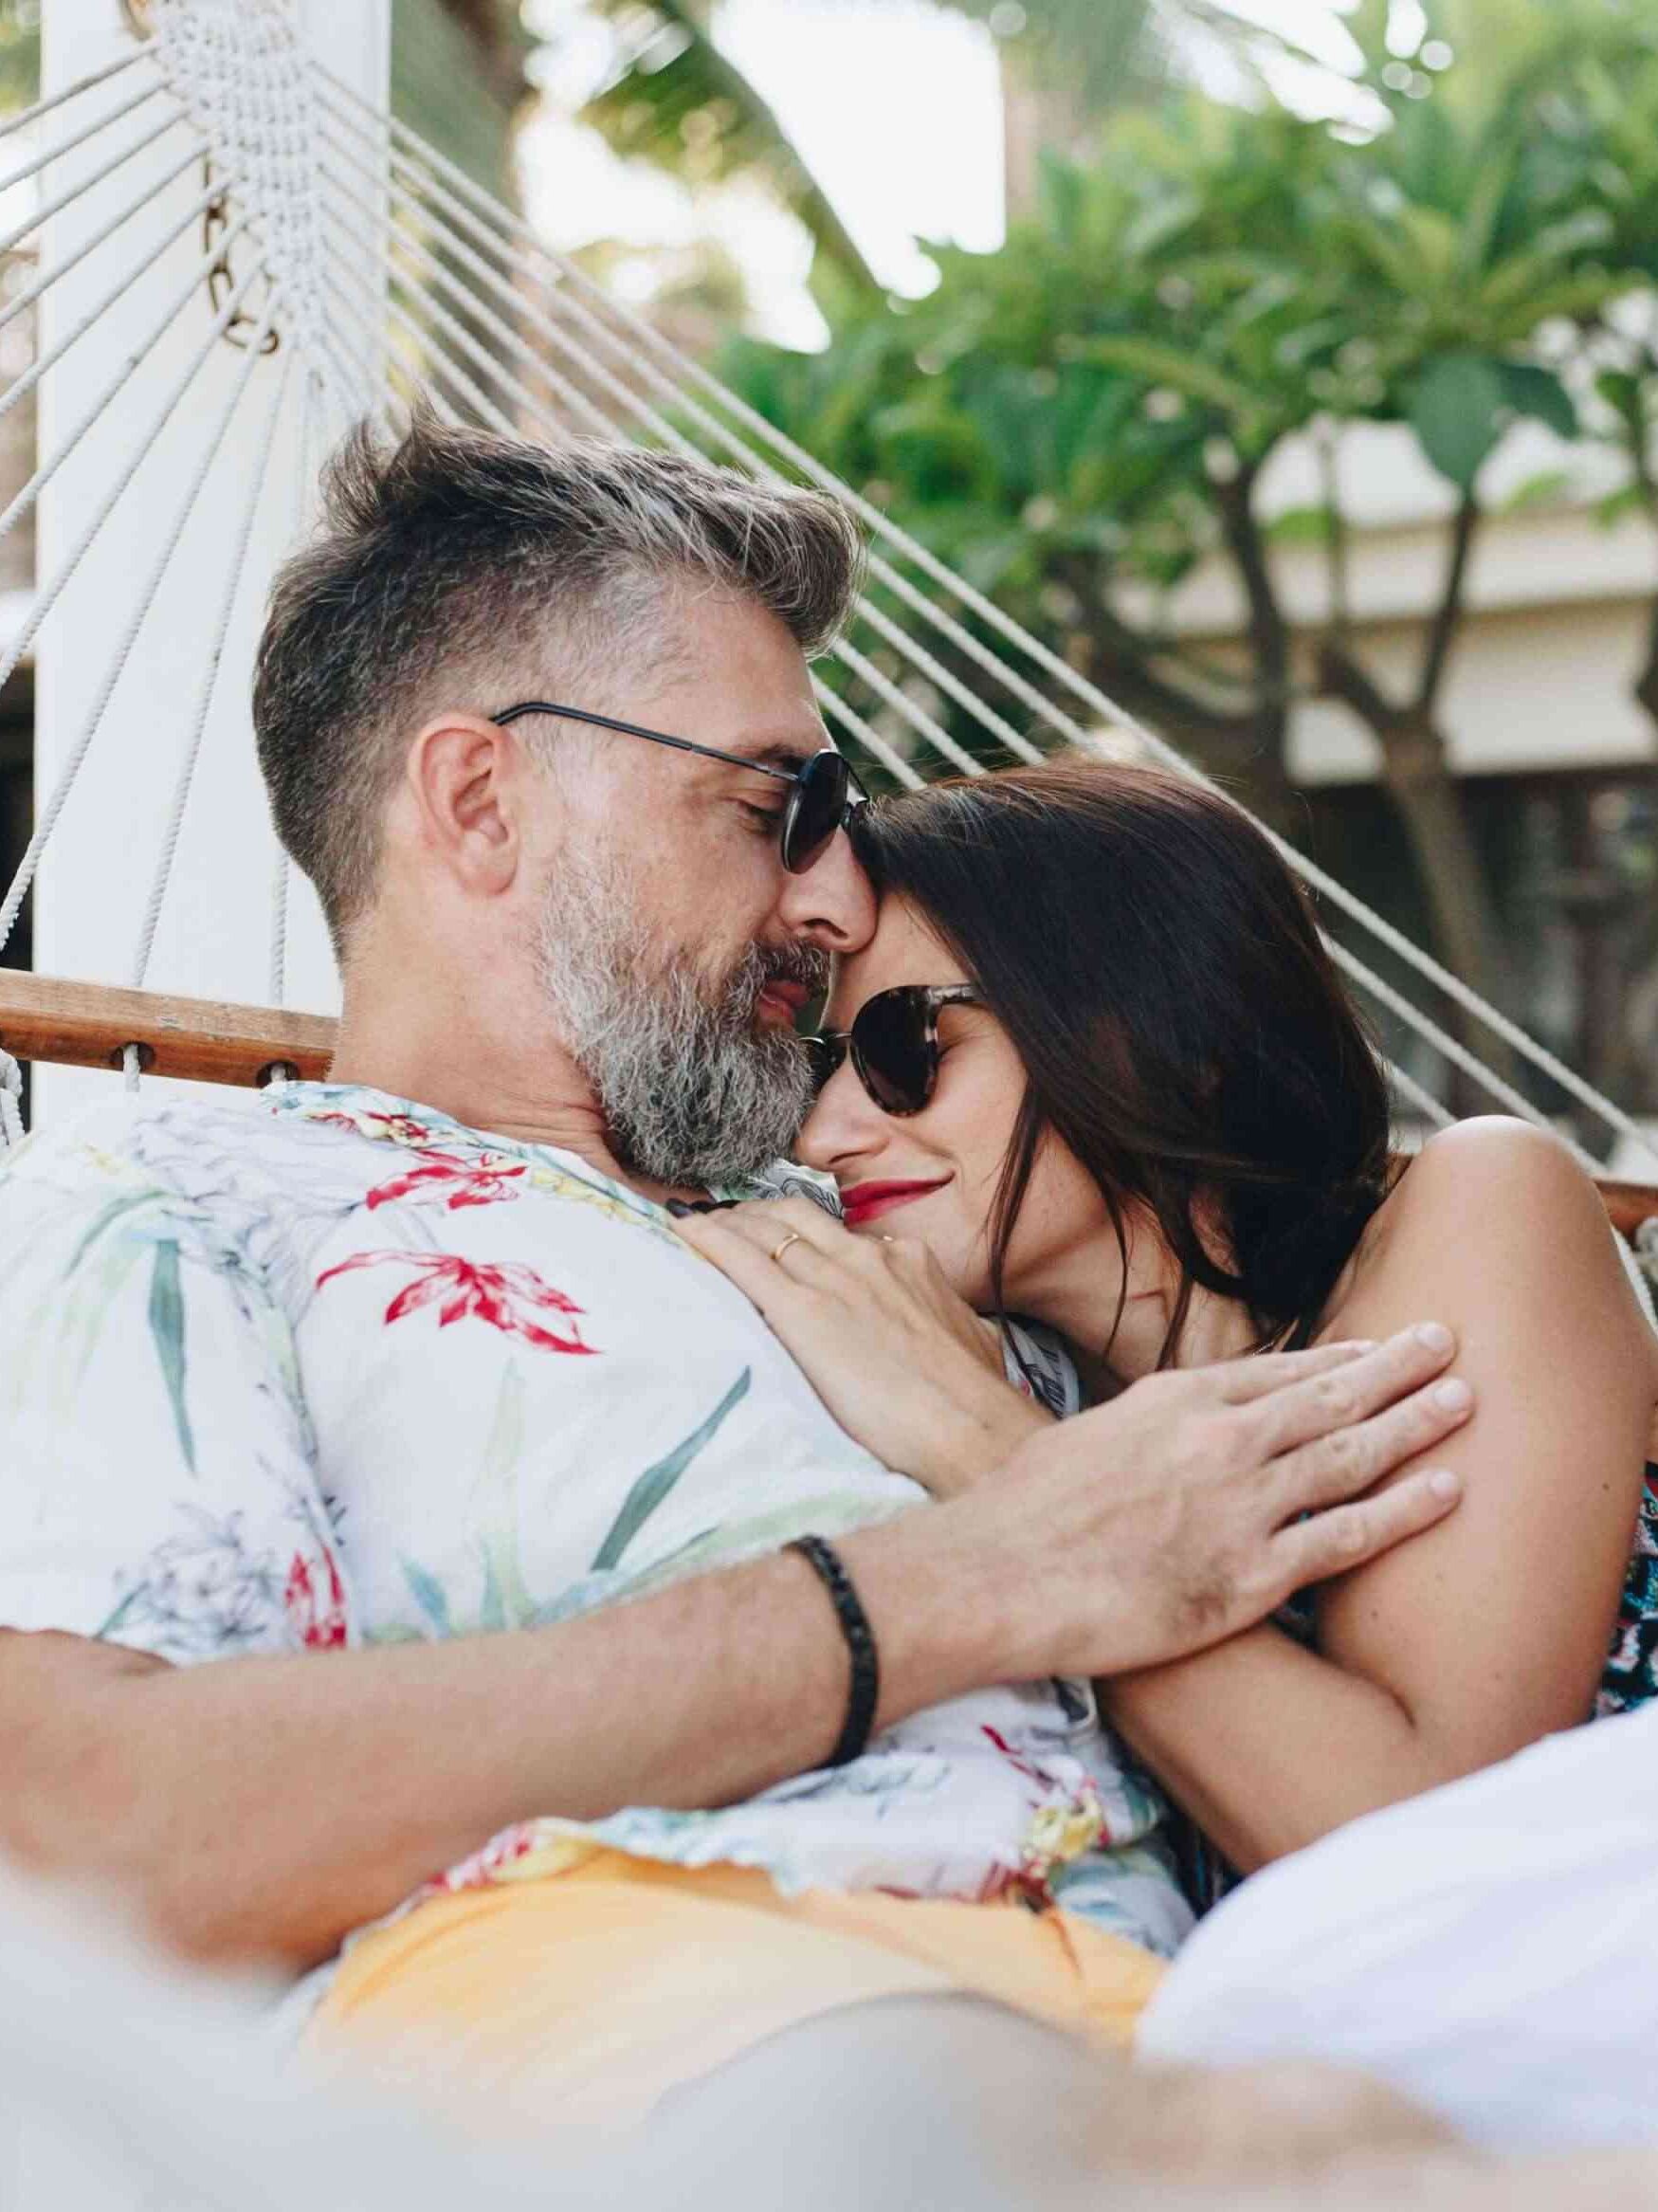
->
[393, 0, 533, 198]
[715, 0, 1658, 1052]
[569, 0, 1334, 288]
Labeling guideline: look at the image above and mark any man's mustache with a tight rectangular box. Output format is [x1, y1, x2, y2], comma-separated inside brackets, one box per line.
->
[756, 941, 831, 1001]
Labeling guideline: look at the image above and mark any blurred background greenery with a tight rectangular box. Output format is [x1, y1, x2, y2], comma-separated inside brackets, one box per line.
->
[543, 0, 1658, 1135]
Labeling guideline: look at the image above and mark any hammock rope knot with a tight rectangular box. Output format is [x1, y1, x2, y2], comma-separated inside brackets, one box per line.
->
[148, 0, 323, 363]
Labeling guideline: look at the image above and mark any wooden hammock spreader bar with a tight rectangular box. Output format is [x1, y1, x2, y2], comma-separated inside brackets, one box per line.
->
[0, 971, 335, 1087]
[2, 968, 1657, 1246]
[1595, 1179, 1658, 1247]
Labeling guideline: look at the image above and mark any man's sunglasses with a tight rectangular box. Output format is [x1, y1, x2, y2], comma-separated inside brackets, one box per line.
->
[807, 984, 984, 1118]
[490, 701, 867, 875]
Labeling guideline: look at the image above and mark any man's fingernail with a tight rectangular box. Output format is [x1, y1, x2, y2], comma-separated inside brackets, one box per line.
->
[1432, 1378, 1472, 1414]
[1413, 1322, 1453, 1354]
[1427, 1467, 1462, 1500]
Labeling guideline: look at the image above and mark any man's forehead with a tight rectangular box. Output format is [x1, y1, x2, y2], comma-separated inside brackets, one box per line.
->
[643, 594, 826, 768]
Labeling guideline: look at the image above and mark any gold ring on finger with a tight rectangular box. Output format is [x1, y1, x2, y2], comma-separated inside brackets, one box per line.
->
[770, 1232, 804, 1266]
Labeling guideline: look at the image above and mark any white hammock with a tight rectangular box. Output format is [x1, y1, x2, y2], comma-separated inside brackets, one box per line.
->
[2, 0, 1652, 1181]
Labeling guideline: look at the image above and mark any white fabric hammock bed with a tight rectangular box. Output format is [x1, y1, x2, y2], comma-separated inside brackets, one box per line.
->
[1, 0, 1654, 1255]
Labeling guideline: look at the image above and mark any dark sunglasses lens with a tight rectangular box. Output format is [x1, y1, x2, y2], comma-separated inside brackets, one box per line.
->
[782, 753, 850, 873]
[852, 989, 935, 1117]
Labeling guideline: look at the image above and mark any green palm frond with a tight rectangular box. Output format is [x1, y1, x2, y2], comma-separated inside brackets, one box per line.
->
[571, 0, 1333, 295]
[579, 0, 882, 294]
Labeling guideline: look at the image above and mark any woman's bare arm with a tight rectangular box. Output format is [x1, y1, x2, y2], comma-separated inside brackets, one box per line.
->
[1102, 1119, 1657, 1873]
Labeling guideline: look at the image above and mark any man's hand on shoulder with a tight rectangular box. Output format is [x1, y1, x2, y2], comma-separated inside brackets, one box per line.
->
[886, 1326, 1472, 1684]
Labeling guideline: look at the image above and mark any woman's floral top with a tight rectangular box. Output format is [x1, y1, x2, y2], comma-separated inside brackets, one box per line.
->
[1600, 1469, 1658, 1716]
[0, 1084, 1193, 1965]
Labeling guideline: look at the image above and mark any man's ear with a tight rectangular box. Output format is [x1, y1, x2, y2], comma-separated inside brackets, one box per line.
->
[402, 712, 525, 898]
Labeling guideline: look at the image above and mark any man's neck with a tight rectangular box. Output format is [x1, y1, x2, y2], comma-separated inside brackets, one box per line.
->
[325, 964, 621, 1179]
[326, 983, 706, 1207]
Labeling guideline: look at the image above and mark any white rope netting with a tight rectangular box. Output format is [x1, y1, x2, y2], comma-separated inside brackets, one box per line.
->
[0, 0, 1649, 1177]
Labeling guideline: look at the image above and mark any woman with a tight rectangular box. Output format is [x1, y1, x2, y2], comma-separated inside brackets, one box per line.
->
[677, 759, 1658, 1877]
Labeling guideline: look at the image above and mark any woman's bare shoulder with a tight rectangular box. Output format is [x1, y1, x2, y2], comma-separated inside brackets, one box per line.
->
[1388, 1115, 1598, 1223]
[1337, 1115, 1646, 1342]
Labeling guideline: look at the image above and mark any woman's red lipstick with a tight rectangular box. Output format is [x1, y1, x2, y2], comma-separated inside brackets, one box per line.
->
[840, 1178, 951, 1228]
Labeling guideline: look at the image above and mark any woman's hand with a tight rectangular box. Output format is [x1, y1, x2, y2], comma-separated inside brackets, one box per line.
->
[672, 1196, 1052, 1497]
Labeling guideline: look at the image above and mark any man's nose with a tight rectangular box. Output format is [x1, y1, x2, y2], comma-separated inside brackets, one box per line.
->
[775, 829, 876, 954]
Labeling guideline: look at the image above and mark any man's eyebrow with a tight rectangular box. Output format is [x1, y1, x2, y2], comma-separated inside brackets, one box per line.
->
[720, 738, 820, 775]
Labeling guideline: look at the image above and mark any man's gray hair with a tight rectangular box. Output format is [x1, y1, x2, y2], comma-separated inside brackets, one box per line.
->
[252, 417, 865, 942]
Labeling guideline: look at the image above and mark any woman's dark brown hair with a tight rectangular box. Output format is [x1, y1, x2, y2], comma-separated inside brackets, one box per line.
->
[851, 758, 1392, 1364]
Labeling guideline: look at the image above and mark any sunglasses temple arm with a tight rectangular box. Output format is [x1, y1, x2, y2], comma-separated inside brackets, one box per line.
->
[493, 704, 798, 786]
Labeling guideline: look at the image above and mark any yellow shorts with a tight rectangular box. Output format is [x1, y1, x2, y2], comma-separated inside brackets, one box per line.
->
[309, 1847, 1165, 2131]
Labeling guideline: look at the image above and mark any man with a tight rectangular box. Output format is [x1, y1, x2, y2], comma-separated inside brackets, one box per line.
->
[0, 423, 1467, 2128]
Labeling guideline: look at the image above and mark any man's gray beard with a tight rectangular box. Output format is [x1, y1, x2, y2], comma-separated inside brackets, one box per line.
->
[534, 846, 827, 1188]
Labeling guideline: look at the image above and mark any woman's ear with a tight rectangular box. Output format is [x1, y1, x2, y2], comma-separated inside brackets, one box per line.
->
[1188, 1187, 1237, 1276]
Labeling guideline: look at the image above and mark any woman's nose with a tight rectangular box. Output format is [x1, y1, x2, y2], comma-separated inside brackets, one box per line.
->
[798, 1062, 884, 1174]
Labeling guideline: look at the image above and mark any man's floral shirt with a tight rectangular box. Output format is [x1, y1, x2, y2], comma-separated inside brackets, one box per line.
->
[0, 1085, 1193, 1964]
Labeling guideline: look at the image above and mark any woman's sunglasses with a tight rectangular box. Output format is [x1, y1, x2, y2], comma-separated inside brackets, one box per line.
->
[490, 701, 866, 875]
[807, 984, 984, 1118]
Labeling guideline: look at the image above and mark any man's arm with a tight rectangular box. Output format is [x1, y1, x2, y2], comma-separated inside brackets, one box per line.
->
[1, 1328, 1469, 1971]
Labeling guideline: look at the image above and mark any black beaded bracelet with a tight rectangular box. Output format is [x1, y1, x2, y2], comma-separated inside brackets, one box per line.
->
[788, 1534, 881, 1769]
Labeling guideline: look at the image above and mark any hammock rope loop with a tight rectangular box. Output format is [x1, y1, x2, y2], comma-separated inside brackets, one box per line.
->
[0, 1049, 21, 1148]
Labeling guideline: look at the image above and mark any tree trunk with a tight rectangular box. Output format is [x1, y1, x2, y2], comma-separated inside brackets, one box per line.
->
[1187, 706, 1303, 840]
[1373, 717, 1514, 1015]
[1316, 640, 1521, 1108]
[1558, 783, 1629, 1111]
[1635, 591, 1658, 732]
[1597, 586, 1658, 1118]
[1070, 632, 1303, 836]
[1208, 465, 1300, 836]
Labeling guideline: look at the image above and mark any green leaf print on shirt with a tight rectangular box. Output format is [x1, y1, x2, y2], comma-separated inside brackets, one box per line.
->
[591, 1368, 753, 1573]
[23, 1179, 174, 1418]
[401, 1555, 454, 1637]
[470, 1361, 537, 1631]
[147, 1241, 195, 1475]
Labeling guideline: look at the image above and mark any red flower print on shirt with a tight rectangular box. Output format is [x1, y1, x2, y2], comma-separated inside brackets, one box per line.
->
[285, 1549, 349, 1650]
[312, 1108, 442, 1149]
[980, 1723, 1046, 1788]
[364, 1150, 529, 1213]
[316, 1250, 596, 1355]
